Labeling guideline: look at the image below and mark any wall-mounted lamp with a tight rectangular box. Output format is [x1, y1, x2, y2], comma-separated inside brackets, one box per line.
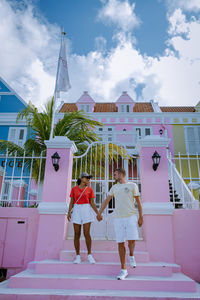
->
[159, 129, 163, 135]
[152, 151, 161, 171]
[51, 152, 60, 172]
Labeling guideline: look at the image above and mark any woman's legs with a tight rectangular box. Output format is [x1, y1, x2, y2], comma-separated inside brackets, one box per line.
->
[83, 222, 92, 255]
[73, 223, 81, 255]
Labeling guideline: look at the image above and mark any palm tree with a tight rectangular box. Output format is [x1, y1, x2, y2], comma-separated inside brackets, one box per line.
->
[0, 97, 102, 181]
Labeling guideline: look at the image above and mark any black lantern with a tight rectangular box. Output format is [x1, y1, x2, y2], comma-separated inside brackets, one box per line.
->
[51, 152, 60, 172]
[159, 129, 163, 135]
[152, 151, 161, 171]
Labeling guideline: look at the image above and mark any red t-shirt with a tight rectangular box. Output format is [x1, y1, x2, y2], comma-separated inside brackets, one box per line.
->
[70, 185, 95, 205]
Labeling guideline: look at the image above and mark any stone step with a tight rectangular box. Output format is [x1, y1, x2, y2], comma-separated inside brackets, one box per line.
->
[1, 280, 200, 300]
[9, 269, 197, 293]
[63, 239, 146, 251]
[29, 260, 177, 277]
[60, 250, 150, 263]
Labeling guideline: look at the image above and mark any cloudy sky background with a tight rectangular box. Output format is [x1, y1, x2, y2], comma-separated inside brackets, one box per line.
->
[0, 0, 200, 108]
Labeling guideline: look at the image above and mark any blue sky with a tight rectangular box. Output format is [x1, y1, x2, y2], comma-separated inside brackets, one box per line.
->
[0, 0, 200, 107]
[36, 0, 168, 57]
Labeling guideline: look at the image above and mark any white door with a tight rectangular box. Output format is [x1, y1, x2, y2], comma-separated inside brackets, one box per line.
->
[67, 142, 141, 240]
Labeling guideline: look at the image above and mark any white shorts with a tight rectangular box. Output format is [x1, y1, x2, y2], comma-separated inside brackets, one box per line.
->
[71, 204, 95, 225]
[114, 215, 139, 243]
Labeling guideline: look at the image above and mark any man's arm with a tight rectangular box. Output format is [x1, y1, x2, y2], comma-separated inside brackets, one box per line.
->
[97, 195, 113, 221]
[135, 196, 143, 227]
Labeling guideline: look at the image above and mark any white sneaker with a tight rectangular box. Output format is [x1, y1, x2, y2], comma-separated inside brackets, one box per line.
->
[73, 255, 81, 264]
[88, 254, 96, 264]
[129, 255, 136, 268]
[117, 269, 128, 280]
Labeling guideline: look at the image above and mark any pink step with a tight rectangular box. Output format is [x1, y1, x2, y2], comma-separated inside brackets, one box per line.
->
[31, 260, 173, 277]
[9, 270, 197, 293]
[60, 250, 150, 263]
[63, 239, 147, 251]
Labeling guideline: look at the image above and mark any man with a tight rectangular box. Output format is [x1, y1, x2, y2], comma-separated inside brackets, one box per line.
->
[97, 168, 143, 280]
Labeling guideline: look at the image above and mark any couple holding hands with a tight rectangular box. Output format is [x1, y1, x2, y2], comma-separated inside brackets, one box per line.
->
[67, 168, 143, 280]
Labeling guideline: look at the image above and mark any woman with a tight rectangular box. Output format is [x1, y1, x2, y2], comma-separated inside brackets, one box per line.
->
[67, 172, 101, 264]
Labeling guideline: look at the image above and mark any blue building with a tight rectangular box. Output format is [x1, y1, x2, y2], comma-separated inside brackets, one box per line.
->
[0, 76, 28, 146]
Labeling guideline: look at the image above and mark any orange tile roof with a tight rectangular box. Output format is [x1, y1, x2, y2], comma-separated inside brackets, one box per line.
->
[160, 106, 195, 112]
[133, 103, 154, 112]
[94, 103, 118, 112]
[59, 103, 78, 112]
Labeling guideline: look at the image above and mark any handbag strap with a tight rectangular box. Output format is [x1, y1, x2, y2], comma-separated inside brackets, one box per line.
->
[74, 186, 88, 205]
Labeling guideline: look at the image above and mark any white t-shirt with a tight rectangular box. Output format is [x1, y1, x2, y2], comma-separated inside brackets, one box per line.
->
[108, 182, 140, 218]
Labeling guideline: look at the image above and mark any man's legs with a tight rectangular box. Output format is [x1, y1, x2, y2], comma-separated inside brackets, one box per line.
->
[128, 240, 135, 256]
[118, 242, 126, 270]
[128, 240, 136, 268]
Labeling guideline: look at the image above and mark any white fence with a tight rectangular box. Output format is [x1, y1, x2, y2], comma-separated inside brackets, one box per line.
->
[0, 150, 46, 207]
[168, 152, 199, 209]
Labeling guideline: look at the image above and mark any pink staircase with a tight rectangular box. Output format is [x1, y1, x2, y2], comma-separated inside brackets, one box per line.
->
[0, 240, 199, 299]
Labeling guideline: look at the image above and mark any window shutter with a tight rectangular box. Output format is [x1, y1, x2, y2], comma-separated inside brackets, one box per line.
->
[186, 127, 196, 154]
[9, 128, 16, 142]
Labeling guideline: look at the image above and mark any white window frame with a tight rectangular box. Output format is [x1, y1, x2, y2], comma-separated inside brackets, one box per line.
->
[120, 104, 130, 113]
[184, 126, 200, 154]
[96, 126, 114, 142]
[79, 104, 90, 112]
[135, 127, 152, 140]
[8, 127, 27, 147]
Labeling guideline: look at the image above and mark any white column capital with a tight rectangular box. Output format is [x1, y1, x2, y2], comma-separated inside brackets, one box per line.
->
[142, 202, 174, 215]
[44, 136, 77, 154]
[38, 202, 69, 215]
[12, 179, 27, 188]
[136, 135, 170, 152]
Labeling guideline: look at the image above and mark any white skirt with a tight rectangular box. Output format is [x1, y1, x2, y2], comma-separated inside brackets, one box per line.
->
[71, 203, 95, 225]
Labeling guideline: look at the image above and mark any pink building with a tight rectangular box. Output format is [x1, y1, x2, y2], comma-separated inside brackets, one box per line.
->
[0, 91, 200, 299]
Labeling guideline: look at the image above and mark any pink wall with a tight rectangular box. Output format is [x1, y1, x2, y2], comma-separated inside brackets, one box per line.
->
[140, 147, 170, 203]
[173, 210, 200, 283]
[42, 148, 73, 203]
[0, 208, 39, 278]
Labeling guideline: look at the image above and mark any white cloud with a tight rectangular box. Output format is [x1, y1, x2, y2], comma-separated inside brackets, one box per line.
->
[0, 0, 60, 107]
[166, 0, 200, 13]
[0, 0, 200, 108]
[97, 0, 140, 32]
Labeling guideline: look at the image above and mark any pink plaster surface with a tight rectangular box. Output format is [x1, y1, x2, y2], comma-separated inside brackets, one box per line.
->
[152, 125, 174, 156]
[128, 118, 133, 122]
[155, 118, 161, 123]
[173, 210, 200, 283]
[146, 118, 152, 123]
[35, 215, 67, 261]
[0, 208, 39, 276]
[115, 124, 133, 131]
[137, 119, 143, 123]
[140, 147, 170, 203]
[101, 118, 106, 122]
[110, 117, 116, 122]
[9, 274, 196, 292]
[60, 250, 150, 263]
[42, 148, 73, 203]
[34, 261, 172, 277]
[12, 186, 25, 207]
[119, 118, 125, 122]
[116, 134, 133, 143]
[143, 215, 175, 263]
[164, 118, 170, 123]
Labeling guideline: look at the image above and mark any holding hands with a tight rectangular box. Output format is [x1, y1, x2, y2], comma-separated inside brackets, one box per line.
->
[96, 212, 103, 222]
